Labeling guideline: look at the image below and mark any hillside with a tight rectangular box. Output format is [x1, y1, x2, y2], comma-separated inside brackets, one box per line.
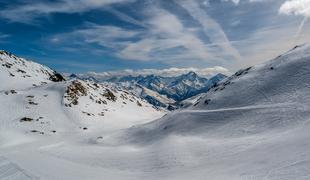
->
[1, 45, 310, 180]
[0, 51, 163, 145]
[115, 44, 310, 140]
[95, 44, 310, 179]
[0, 50, 64, 90]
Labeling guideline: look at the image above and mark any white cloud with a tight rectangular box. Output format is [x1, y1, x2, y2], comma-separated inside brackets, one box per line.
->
[230, 21, 310, 69]
[222, 0, 240, 4]
[0, 33, 10, 39]
[176, 0, 241, 61]
[279, 0, 310, 17]
[104, 7, 147, 28]
[0, 0, 135, 23]
[118, 8, 213, 61]
[0, 33, 10, 43]
[80, 66, 230, 79]
[279, 0, 310, 38]
[50, 24, 139, 48]
[225, 0, 267, 4]
[51, 7, 218, 63]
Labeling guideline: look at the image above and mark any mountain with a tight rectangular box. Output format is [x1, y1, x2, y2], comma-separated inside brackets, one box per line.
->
[0, 51, 163, 135]
[97, 44, 310, 179]
[118, 44, 310, 141]
[0, 51, 166, 180]
[110, 71, 227, 102]
[119, 82, 177, 110]
[73, 71, 227, 109]
[1, 44, 310, 180]
[0, 50, 65, 90]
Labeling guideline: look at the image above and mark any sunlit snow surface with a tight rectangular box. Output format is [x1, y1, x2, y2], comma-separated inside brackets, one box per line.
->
[1, 45, 310, 179]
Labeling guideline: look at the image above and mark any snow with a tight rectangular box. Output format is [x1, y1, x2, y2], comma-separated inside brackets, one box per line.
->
[119, 82, 176, 109]
[0, 50, 56, 91]
[1, 44, 310, 179]
[77, 71, 226, 103]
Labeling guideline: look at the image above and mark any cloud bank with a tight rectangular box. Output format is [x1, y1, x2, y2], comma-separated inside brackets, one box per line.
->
[279, 0, 310, 17]
[279, 0, 310, 38]
[78, 66, 230, 80]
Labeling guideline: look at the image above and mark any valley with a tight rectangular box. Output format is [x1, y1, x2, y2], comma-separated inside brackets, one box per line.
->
[1, 44, 310, 179]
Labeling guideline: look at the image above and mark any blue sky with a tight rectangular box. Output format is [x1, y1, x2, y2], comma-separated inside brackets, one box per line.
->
[0, 0, 310, 74]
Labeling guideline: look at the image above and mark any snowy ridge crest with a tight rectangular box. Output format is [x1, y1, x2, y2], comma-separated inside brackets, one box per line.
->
[0, 50, 64, 90]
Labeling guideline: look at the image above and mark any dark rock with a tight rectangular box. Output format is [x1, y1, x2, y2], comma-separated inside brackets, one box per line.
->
[17, 69, 26, 73]
[49, 72, 65, 82]
[136, 100, 142, 107]
[102, 89, 117, 101]
[20, 117, 33, 122]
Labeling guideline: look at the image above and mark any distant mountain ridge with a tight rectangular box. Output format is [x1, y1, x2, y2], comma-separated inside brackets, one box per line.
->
[73, 71, 227, 102]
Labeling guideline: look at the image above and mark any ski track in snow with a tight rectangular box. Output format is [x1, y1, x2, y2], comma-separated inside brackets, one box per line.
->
[0, 156, 37, 180]
[181, 103, 296, 113]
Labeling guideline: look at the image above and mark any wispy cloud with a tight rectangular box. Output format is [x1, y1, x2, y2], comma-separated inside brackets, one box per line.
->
[118, 7, 214, 62]
[46, 0, 307, 69]
[176, 0, 242, 61]
[0, 0, 135, 23]
[0, 33, 10, 43]
[230, 21, 310, 68]
[49, 7, 219, 64]
[220, 0, 267, 4]
[0, 33, 10, 39]
[50, 24, 139, 48]
[279, 0, 310, 39]
[104, 7, 147, 28]
[2, 0, 309, 73]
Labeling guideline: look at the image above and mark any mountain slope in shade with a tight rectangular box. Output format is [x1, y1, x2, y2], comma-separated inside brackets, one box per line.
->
[0, 50, 64, 90]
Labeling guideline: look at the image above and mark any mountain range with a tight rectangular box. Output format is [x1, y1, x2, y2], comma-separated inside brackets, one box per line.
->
[0, 50, 164, 134]
[71, 71, 227, 109]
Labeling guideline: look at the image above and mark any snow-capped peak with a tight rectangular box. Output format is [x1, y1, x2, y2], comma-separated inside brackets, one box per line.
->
[0, 50, 65, 90]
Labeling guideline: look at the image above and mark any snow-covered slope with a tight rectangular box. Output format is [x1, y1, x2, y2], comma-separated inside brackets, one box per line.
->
[2, 45, 310, 180]
[0, 51, 163, 157]
[0, 50, 64, 90]
[0, 80, 163, 138]
[92, 44, 310, 179]
[63, 80, 163, 130]
[117, 44, 310, 141]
